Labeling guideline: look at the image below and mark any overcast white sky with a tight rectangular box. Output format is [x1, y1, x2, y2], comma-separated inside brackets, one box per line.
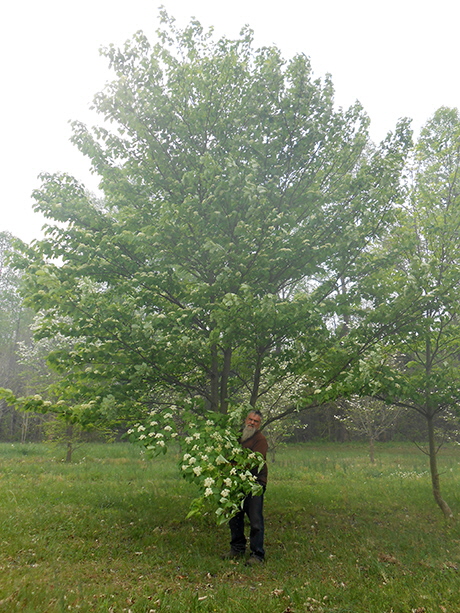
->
[2, 0, 459, 243]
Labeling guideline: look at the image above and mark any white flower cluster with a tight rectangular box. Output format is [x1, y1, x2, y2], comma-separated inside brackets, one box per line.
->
[128, 409, 178, 455]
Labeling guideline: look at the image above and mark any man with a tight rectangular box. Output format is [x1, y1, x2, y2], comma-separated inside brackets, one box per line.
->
[223, 409, 268, 565]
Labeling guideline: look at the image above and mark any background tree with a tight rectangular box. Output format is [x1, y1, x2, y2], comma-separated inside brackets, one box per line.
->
[43, 418, 115, 462]
[8, 14, 411, 433]
[0, 232, 36, 440]
[356, 107, 460, 517]
[15, 329, 114, 456]
[335, 396, 402, 463]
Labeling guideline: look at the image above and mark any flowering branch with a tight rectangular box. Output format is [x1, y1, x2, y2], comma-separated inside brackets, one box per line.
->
[128, 408, 264, 524]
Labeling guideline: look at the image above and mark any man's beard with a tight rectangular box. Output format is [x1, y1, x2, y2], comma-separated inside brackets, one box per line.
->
[241, 425, 257, 442]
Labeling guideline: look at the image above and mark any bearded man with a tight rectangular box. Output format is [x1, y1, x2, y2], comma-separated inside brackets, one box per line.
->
[223, 409, 268, 565]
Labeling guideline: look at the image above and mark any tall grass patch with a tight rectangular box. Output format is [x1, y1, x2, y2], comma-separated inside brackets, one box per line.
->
[1, 442, 459, 612]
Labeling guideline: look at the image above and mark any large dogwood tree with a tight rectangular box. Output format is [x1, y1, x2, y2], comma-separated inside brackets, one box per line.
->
[9, 13, 411, 428]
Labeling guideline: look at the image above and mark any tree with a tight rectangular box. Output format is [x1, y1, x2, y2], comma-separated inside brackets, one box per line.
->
[357, 107, 460, 517]
[0, 232, 36, 440]
[10, 13, 411, 427]
[0, 233, 27, 386]
[335, 396, 401, 463]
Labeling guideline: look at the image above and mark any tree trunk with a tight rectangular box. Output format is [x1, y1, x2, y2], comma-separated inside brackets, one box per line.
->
[220, 348, 232, 414]
[65, 425, 74, 463]
[250, 354, 262, 407]
[21, 413, 29, 443]
[427, 414, 453, 519]
[210, 343, 220, 412]
[369, 436, 375, 464]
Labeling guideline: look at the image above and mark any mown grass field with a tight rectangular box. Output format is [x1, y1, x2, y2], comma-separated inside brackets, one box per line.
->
[1, 441, 460, 612]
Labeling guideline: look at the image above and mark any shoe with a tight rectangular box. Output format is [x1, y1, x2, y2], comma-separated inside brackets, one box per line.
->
[245, 555, 264, 566]
[221, 549, 245, 560]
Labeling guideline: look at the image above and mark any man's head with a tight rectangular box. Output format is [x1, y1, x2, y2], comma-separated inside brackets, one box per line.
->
[241, 410, 262, 442]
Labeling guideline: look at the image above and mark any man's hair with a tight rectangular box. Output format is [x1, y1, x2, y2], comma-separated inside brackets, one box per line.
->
[248, 409, 262, 419]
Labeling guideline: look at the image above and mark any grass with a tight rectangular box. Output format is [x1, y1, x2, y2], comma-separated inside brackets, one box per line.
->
[1, 441, 460, 612]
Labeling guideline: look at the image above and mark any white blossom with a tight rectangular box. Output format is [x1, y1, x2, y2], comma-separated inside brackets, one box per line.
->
[220, 489, 230, 498]
[183, 453, 191, 461]
[164, 413, 173, 419]
[205, 488, 213, 497]
[204, 477, 215, 488]
[193, 466, 202, 476]
[164, 425, 173, 432]
[224, 478, 232, 488]
[188, 457, 197, 464]
[137, 425, 146, 432]
[139, 434, 146, 440]
[150, 421, 158, 427]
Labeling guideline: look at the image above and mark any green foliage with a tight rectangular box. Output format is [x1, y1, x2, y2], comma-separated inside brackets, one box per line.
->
[360, 108, 460, 414]
[12, 11, 412, 425]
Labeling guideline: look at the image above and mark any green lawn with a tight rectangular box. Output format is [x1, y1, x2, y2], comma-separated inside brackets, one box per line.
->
[0, 441, 459, 612]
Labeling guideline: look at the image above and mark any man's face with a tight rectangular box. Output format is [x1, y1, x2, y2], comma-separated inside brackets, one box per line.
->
[245, 412, 261, 430]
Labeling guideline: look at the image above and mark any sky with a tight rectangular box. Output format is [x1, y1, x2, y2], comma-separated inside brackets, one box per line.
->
[2, 0, 459, 243]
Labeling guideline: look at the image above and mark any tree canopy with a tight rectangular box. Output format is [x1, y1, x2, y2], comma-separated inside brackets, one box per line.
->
[12, 13, 412, 424]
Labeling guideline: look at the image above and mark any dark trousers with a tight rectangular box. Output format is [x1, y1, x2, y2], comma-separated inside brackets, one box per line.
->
[229, 492, 265, 559]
